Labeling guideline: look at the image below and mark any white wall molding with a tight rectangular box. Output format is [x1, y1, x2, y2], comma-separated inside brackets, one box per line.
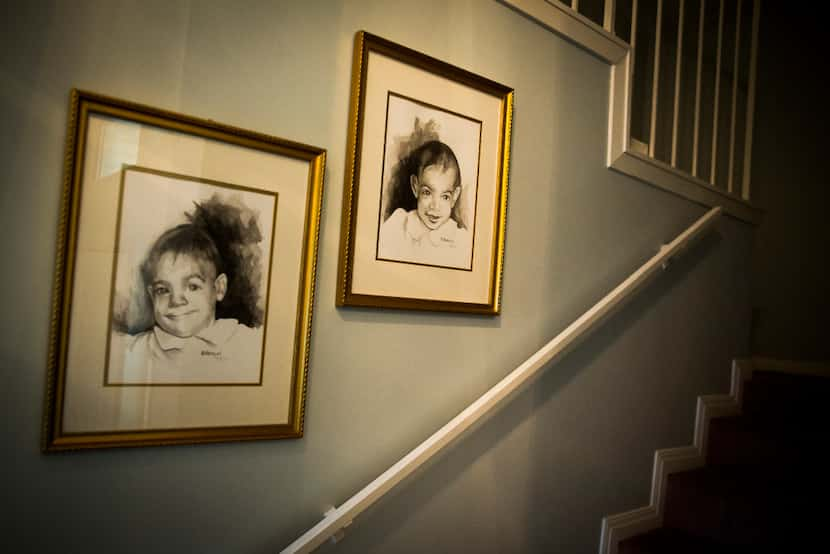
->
[599, 505, 659, 554]
[607, 63, 763, 225]
[502, 0, 764, 225]
[500, 0, 628, 64]
[598, 359, 750, 554]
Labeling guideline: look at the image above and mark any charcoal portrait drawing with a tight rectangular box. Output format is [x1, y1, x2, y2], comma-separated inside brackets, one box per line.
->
[376, 93, 482, 271]
[106, 167, 277, 385]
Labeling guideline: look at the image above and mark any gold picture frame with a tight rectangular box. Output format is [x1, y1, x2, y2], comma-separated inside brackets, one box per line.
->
[43, 89, 325, 451]
[336, 32, 513, 314]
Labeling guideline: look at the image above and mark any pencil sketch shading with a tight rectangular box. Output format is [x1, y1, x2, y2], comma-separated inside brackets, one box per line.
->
[376, 93, 482, 271]
[106, 167, 277, 385]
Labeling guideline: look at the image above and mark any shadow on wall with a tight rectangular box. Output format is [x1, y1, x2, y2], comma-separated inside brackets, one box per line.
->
[314, 228, 721, 554]
[749, 4, 830, 362]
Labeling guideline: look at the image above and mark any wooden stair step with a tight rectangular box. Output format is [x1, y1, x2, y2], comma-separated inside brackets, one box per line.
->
[613, 369, 830, 553]
[741, 371, 830, 425]
[617, 527, 735, 554]
[663, 465, 795, 546]
[705, 415, 822, 467]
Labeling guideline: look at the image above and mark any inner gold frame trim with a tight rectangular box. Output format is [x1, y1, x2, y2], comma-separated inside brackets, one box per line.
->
[43, 89, 326, 451]
[336, 31, 514, 314]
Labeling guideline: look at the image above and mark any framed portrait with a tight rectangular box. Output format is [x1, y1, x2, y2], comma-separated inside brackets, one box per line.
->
[336, 32, 513, 314]
[43, 90, 325, 451]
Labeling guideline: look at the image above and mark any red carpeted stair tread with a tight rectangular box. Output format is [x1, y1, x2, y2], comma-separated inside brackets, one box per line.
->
[662, 465, 803, 545]
[617, 527, 735, 554]
[705, 415, 819, 467]
[617, 370, 830, 552]
[741, 371, 830, 427]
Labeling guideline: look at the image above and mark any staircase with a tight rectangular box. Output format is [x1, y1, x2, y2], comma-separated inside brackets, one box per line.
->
[616, 367, 830, 553]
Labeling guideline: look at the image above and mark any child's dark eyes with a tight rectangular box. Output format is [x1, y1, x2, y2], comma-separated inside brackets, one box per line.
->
[151, 282, 201, 296]
[420, 189, 452, 202]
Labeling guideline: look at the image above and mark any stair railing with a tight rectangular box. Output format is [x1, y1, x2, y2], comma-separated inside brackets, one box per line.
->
[282, 206, 723, 553]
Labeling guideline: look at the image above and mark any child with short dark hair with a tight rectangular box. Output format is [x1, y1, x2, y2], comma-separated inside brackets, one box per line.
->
[378, 140, 472, 269]
[141, 224, 228, 340]
[112, 223, 261, 383]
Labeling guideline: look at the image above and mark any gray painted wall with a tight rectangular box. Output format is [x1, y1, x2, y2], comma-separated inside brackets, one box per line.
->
[749, 4, 830, 362]
[0, 1, 752, 553]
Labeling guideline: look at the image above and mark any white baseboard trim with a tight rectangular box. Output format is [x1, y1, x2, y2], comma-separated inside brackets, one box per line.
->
[598, 359, 751, 554]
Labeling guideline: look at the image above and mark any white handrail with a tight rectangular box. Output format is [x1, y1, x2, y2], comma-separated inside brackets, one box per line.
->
[281, 206, 723, 554]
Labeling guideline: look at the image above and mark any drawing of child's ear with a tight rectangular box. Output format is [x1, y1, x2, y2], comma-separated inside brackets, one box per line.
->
[215, 273, 228, 302]
[409, 174, 419, 199]
[451, 185, 461, 206]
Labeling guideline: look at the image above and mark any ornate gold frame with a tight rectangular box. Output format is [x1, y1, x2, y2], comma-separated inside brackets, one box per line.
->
[336, 31, 514, 314]
[43, 89, 326, 451]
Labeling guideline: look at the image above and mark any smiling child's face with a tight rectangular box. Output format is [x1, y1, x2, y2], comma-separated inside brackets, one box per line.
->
[410, 164, 460, 231]
[147, 252, 227, 338]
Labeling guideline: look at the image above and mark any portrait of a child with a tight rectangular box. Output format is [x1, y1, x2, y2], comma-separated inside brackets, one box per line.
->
[106, 167, 275, 385]
[378, 140, 473, 269]
[112, 224, 261, 382]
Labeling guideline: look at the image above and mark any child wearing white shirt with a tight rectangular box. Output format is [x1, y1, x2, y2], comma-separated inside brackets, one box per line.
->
[110, 224, 261, 384]
[378, 140, 472, 270]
